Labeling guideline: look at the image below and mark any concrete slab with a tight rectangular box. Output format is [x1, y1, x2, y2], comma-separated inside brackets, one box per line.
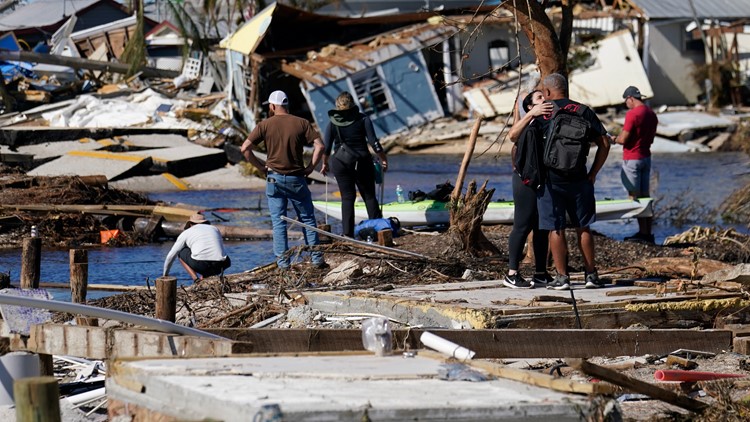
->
[16, 138, 104, 160]
[118, 134, 191, 149]
[108, 354, 592, 421]
[122, 145, 227, 177]
[110, 165, 265, 192]
[654, 111, 734, 138]
[305, 279, 728, 329]
[27, 151, 153, 181]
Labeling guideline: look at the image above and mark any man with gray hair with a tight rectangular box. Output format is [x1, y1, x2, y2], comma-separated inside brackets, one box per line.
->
[538, 73, 610, 290]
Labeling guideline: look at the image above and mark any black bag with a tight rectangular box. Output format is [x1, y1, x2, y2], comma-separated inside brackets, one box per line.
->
[514, 123, 544, 189]
[333, 142, 364, 165]
[333, 125, 369, 165]
[543, 102, 591, 174]
[426, 181, 454, 202]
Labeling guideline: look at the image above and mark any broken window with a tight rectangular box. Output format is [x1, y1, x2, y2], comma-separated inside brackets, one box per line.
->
[352, 68, 392, 116]
[683, 26, 705, 53]
[488, 40, 510, 71]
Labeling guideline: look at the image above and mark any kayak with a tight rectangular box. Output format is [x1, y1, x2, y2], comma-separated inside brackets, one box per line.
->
[312, 198, 654, 227]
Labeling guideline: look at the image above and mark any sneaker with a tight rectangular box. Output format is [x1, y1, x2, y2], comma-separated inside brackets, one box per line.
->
[532, 272, 554, 287]
[313, 261, 330, 270]
[503, 273, 533, 289]
[624, 232, 655, 244]
[546, 274, 571, 290]
[585, 270, 604, 289]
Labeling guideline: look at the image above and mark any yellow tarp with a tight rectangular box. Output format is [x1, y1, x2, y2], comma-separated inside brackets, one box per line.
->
[219, 3, 276, 55]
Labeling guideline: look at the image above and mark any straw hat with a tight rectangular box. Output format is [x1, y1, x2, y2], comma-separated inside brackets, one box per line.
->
[189, 213, 207, 224]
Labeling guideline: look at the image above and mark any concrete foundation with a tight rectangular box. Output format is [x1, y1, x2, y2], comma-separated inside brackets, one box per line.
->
[108, 353, 594, 421]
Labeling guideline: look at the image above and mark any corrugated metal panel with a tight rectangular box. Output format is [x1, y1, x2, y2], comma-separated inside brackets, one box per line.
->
[0, 0, 98, 29]
[629, 0, 750, 20]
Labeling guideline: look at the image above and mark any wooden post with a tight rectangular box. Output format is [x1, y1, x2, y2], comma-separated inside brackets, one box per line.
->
[69, 249, 97, 327]
[20, 237, 41, 289]
[13, 376, 61, 422]
[317, 224, 332, 244]
[38, 355, 54, 377]
[155, 276, 177, 322]
[377, 229, 394, 247]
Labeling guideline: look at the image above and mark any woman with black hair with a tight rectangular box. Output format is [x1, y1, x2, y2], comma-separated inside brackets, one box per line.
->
[504, 90, 553, 289]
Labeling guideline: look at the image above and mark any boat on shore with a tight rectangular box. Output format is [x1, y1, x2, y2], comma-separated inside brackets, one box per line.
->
[313, 198, 654, 227]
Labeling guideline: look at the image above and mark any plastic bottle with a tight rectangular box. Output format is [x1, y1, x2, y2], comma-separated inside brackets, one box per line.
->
[30, 226, 37, 238]
[396, 185, 405, 203]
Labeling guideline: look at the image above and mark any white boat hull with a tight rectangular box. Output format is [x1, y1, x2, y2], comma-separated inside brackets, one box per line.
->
[313, 198, 653, 227]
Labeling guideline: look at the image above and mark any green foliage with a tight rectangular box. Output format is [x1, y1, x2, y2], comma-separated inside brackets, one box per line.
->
[120, 1, 146, 77]
[691, 60, 740, 108]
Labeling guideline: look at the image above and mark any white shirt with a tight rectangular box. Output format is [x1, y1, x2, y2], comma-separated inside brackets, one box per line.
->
[163, 224, 228, 276]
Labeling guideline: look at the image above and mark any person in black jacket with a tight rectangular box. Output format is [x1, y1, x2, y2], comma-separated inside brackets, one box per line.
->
[504, 90, 553, 289]
[322, 92, 388, 238]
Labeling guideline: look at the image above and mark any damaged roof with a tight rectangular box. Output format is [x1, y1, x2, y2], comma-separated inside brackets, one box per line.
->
[224, 2, 496, 59]
[282, 21, 454, 87]
[627, 0, 750, 20]
[0, 0, 99, 30]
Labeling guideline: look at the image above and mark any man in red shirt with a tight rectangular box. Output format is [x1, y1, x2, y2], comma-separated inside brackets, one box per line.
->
[615, 86, 658, 244]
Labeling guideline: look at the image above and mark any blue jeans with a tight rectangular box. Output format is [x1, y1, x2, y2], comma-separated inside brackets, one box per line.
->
[266, 173, 323, 268]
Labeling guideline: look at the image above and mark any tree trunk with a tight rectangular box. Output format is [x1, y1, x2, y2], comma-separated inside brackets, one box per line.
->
[503, 0, 567, 78]
[559, 1, 575, 62]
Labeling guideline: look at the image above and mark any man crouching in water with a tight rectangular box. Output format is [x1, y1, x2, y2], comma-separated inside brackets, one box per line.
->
[163, 213, 231, 282]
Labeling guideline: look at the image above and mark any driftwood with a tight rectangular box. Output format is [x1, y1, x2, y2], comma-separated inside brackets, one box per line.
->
[567, 358, 708, 413]
[638, 257, 733, 279]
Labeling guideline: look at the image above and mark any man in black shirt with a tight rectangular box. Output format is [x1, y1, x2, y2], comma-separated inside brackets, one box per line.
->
[537, 73, 610, 290]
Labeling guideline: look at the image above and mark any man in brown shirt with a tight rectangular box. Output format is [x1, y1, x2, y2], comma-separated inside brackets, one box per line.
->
[241, 90, 326, 269]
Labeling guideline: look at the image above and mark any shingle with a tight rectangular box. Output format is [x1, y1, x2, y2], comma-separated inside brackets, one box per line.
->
[629, 0, 750, 20]
[0, 0, 99, 30]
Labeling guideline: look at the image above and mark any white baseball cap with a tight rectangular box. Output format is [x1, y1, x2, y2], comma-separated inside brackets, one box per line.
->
[264, 90, 288, 106]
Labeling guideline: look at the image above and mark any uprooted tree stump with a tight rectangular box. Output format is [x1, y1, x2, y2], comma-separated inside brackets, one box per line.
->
[444, 117, 500, 258]
[447, 179, 500, 257]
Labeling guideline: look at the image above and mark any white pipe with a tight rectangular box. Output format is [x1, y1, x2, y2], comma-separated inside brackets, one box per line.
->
[66, 387, 106, 407]
[420, 331, 476, 361]
[0, 294, 225, 340]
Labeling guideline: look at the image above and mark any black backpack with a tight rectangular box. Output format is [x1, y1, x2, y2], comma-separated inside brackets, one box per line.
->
[543, 102, 591, 174]
[514, 123, 544, 189]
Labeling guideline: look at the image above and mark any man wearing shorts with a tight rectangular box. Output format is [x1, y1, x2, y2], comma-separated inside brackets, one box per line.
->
[537, 73, 610, 290]
[615, 86, 657, 244]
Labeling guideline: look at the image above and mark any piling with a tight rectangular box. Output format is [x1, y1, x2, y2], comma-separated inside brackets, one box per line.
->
[20, 237, 41, 289]
[318, 224, 332, 244]
[70, 249, 97, 327]
[13, 376, 61, 422]
[156, 276, 177, 322]
[377, 229, 394, 247]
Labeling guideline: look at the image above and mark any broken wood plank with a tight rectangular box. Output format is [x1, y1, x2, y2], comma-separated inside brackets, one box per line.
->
[638, 257, 733, 279]
[421, 350, 616, 395]
[566, 358, 708, 413]
[198, 328, 732, 358]
[0, 50, 178, 78]
[14, 324, 251, 360]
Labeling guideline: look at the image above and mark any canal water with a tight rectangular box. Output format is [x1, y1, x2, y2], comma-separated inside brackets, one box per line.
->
[1, 150, 748, 300]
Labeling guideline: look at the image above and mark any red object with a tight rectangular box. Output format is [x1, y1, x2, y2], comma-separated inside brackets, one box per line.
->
[654, 369, 747, 382]
[100, 229, 120, 244]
